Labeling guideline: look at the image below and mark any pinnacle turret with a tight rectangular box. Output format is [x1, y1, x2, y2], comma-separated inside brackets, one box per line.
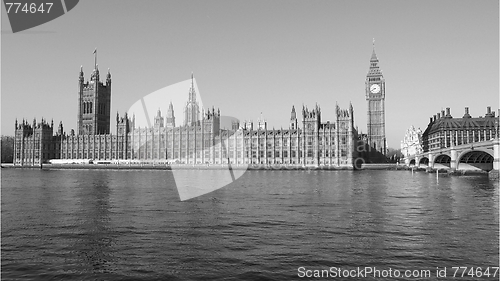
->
[188, 72, 196, 102]
[166, 101, 176, 128]
[79, 65, 84, 82]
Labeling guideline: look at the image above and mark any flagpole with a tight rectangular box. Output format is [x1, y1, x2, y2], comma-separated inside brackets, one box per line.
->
[93, 48, 97, 70]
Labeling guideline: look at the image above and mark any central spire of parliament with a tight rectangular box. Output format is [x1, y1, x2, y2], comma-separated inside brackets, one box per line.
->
[184, 72, 200, 126]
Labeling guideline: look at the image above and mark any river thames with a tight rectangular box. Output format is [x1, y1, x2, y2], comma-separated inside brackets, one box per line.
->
[2, 169, 498, 280]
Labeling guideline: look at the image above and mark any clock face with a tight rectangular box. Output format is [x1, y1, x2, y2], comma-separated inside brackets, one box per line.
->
[370, 84, 381, 94]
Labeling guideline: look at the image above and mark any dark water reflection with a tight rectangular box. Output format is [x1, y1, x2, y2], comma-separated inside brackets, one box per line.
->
[2, 169, 498, 280]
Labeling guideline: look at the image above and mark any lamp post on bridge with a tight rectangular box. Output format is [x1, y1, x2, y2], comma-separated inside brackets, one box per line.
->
[493, 112, 499, 171]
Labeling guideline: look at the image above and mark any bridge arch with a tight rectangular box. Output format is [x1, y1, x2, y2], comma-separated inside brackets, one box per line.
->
[419, 157, 429, 166]
[457, 149, 494, 172]
[434, 154, 451, 168]
[409, 159, 416, 166]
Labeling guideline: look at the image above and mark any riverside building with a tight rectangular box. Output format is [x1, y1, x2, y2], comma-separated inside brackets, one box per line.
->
[14, 67, 359, 167]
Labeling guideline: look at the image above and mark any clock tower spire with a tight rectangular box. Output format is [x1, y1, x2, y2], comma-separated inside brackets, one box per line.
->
[365, 40, 386, 156]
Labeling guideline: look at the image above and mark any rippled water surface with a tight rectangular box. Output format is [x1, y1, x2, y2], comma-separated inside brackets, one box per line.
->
[2, 169, 498, 280]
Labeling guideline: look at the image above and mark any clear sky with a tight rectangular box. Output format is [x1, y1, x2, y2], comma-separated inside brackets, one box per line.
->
[1, 0, 498, 148]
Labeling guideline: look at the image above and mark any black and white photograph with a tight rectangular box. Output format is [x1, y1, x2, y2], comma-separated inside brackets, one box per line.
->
[1, 0, 499, 280]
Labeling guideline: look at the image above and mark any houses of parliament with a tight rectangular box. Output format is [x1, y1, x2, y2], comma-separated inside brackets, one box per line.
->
[13, 47, 387, 167]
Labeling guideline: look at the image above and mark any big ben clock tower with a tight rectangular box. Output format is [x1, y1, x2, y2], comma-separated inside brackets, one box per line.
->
[365, 40, 386, 155]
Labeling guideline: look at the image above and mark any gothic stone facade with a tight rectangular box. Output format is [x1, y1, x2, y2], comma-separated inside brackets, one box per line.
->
[78, 66, 111, 135]
[14, 66, 359, 167]
[14, 105, 358, 167]
[14, 119, 63, 166]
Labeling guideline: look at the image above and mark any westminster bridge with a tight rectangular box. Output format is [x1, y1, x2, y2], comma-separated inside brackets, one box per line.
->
[405, 138, 499, 172]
